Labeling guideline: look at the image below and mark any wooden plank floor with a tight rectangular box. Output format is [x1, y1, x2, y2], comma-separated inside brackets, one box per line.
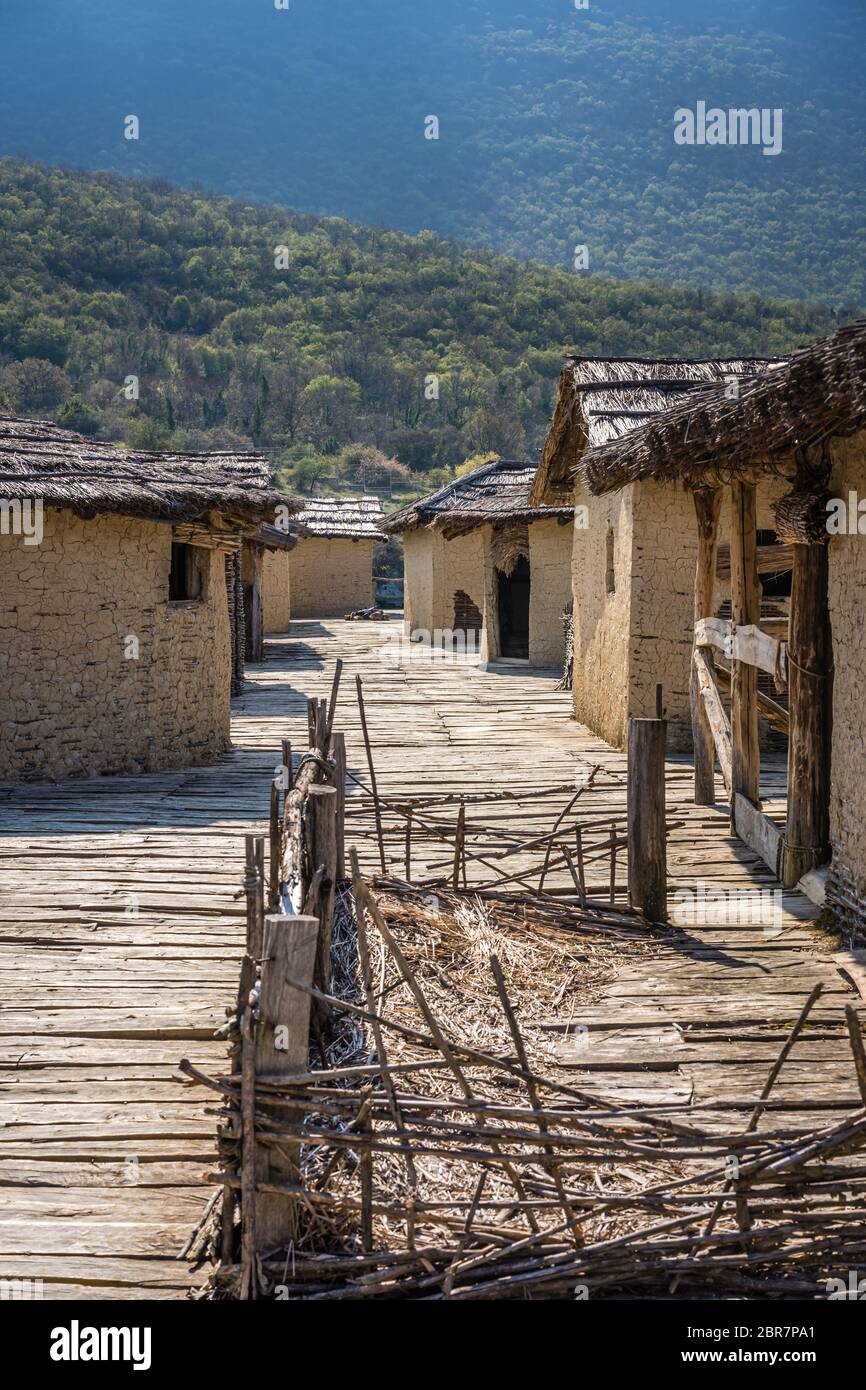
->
[0, 616, 858, 1299]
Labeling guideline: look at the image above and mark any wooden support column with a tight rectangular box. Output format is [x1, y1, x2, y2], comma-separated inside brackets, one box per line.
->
[784, 543, 831, 887]
[691, 487, 723, 805]
[729, 481, 761, 809]
[627, 715, 668, 922]
[253, 913, 319, 1252]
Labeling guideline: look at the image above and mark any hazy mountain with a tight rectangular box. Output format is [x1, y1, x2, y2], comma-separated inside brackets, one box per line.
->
[0, 0, 862, 306]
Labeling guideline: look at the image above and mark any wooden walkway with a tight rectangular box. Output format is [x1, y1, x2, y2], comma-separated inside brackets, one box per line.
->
[0, 616, 859, 1299]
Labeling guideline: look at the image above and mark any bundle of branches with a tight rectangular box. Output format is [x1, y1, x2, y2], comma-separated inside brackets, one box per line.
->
[190, 870, 866, 1301]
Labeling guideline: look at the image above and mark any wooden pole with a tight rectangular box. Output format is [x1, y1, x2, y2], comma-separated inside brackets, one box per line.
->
[729, 481, 761, 809]
[331, 731, 347, 882]
[254, 913, 319, 1253]
[784, 543, 831, 886]
[627, 717, 668, 922]
[268, 777, 281, 909]
[306, 784, 338, 996]
[453, 801, 466, 891]
[243, 833, 265, 961]
[691, 488, 722, 805]
[356, 674, 387, 873]
[404, 800, 413, 883]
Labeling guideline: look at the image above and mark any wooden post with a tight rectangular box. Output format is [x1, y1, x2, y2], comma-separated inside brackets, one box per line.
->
[331, 731, 347, 882]
[253, 913, 319, 1253]
[627, 717, 668, 922]
[691, 487, 723, 805]
[244, 834, 265, 960]
[729, 481, 761, 809]
[784, 543, 831, 886]
[306, 784, 338, 995]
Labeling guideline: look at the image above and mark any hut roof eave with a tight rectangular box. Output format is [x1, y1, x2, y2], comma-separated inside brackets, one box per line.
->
[574, 322, 866, 497]
[0, 413, 303, 526]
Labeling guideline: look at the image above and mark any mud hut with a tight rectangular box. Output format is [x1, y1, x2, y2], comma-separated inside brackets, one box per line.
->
[0, 414, 300, 781]
[262, 496, 384, 626]
[534, 356, 787, 747]
[576, 322, 866, 919]
[382, 461, 574, 667]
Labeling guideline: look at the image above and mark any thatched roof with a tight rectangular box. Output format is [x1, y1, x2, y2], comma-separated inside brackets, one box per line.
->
[531, 354, 786, 506]
[575, 323, 866, 499]
[298, 495, 385, 540]
[0, 414, 301, 526]
[382, 460, 573, 538]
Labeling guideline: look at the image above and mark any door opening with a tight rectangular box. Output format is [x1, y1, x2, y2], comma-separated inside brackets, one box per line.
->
[497, 554, 530, 659]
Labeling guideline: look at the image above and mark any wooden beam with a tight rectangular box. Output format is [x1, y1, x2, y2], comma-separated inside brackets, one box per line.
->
[729, 482, 761, 808]
[692, 649, 732, 796]
[695, 618, 788, 682]
[691, 487, 723, 805]
[732, 793, 783, 878]
[784, 543, 831, 887]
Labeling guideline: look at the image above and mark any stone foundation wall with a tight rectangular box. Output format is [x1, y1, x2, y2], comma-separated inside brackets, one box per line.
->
[827, 429, 866, 915]
[0, 509, 231, 782]
[289, 538, 375, 617]
[262, 549, 291, 633]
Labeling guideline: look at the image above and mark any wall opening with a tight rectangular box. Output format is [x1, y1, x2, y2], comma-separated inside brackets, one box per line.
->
[496, 554, 530, 658]
[168, 542, 202, 601]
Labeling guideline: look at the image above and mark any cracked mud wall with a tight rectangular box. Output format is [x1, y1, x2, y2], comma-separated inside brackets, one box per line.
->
[0, 509, 231, 782]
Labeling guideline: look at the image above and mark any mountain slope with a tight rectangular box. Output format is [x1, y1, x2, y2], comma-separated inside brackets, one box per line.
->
[0, 160, 840, 472]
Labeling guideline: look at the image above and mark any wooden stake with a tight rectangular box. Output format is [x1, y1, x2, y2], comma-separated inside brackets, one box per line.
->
[405, 800, 413, 883]
[306, 785, 338, 997]
[356, 674, 387, 873]
[627, 717, 667, 922]
[331, 731, 347, 882]
[453, 801, 466, 891]
[326, 659, 343, 752]
[268, 778, 282, 909]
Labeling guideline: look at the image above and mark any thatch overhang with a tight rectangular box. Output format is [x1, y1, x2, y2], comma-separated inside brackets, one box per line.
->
[0, 413, 302, 528]
[297, 495, 385, 541]
[382, 460, 573, 540]
[531, 354, 787, 508]
[574, 324, 866, 505]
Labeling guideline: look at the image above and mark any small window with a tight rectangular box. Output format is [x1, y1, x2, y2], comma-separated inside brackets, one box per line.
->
[168, 542, 202, 601]
[605, 527, 616, 595]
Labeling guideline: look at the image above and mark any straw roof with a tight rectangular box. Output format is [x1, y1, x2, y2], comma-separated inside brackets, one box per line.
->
[575, 322, 866, 498]
[298, 495, 385, 540]
[531, 354, 786, 506]
[0, 414, 301, 526]
[382, 460, 573, 538]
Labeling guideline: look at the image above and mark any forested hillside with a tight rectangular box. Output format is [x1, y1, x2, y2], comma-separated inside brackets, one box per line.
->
[0, 161, 840, 490]
[0, 0, 863, 305]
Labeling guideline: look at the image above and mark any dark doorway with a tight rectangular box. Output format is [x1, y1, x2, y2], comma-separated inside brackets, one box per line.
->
[497, 555, 530, 659]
